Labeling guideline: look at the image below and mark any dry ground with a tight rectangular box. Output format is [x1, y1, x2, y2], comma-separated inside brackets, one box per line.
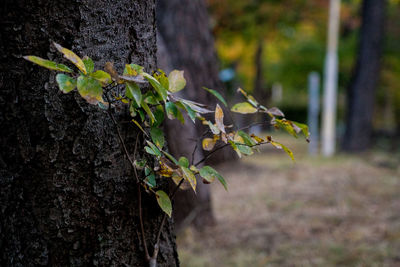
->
[177, 134, 400, 267]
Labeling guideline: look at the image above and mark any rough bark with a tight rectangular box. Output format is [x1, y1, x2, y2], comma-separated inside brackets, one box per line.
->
[343, 0, 387, 152]
[157, 0, 235, 230]
[0, 0, 178, 266]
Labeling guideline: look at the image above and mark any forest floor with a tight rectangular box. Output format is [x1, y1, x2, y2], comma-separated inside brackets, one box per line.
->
[177, 133, 400, 267]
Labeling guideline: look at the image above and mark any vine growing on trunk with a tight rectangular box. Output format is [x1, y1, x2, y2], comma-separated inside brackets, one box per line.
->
[24, 42, 309, 266]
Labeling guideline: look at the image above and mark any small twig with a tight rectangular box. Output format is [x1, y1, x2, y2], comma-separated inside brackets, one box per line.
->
[191, 141, 198, 166]
[190, 130, 210, 165]
[194, 144, 230, 167]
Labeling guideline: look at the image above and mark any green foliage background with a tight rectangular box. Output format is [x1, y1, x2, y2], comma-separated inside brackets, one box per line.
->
[209, 0, 400, 130]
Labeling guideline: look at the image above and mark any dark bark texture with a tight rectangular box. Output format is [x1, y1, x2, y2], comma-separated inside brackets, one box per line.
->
[157, 0, 236, 230]
[343, 0, 387, 152]
[0, 0, 178, 266]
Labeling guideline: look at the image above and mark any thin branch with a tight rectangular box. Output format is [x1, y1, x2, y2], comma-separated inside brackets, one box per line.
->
[137, 183, 150, 261]
[104, 93, 150, 261]
[104, 94, 138, 182]
[194, 143, 230, 167]
[190, 141, 198, 166]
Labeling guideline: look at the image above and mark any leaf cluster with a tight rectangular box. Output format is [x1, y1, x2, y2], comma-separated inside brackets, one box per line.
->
[24, 42, 309, 218]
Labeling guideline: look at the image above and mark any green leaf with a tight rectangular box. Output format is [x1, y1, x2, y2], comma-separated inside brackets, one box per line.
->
[275, 119, 297, 138]
[154, 70, 169, 90]
[247, 95, 259, 107]
[231, 102, 258, 114]
[162, 151, 179, 166]
[143, 91, 159, 105]
[126, 82, 142, 107]
[77, 75, 103, 104]
[82, 56, 94, 73]
[145, 167, 156, 188]
[205, 121, 220, 135]
[181, 167, 196, 192]
[141, 101, 155, 124]
[138, 109, 145, 122]
[292, 121, 310, 139]
[124, 63, 144, 76]
[168, 70, 186, 93]
[150, 127, 165, 149]
[165, 101, 178, 120]
[203, 87, 227, 107]
[236, 144, 253, 156]
[237, 88, 259, 107]
[181, 102, 197, 123]
[237, 130, 256, 146]
[136, 159, 147, 169]
[145, 141, 162, 157]
[56, 74, 76, 93]
[54, 42, 87, 74]
[143, 73, 168, 101]
[176, 108, 185, 124]
[178, 156, 189, 168]
[155, 190, 172, 217]
[90, 70, 111, 86]
[199, 166, 227, 190]
[153, 105, 165, 127]
[179, 98, 213, 114]
[229, 140, 241, 158]
[23, 56, 73, 73]
[129, 103, 137, 117]
[270, 141, 294, 161]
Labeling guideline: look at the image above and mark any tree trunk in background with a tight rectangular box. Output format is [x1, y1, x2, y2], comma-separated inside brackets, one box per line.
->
[252, 38, 270, 131]
[157, 0, 235, 231]
[0, 1, 178, 266]
[343, 0, 387, 152]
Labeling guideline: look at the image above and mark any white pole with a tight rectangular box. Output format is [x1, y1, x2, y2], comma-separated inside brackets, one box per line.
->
[308, 72, 320, 155]
[321, 0, 341, 157]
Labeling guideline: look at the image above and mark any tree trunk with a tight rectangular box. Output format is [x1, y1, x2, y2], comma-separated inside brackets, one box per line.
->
[343, 0, 387, 152]
[156, 0, 235, 231]
[0, 1, 178, 266]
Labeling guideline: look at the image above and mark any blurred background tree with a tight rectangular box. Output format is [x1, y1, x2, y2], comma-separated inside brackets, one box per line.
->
[157, 0, 236, 232]
[207, 0, 400, 151]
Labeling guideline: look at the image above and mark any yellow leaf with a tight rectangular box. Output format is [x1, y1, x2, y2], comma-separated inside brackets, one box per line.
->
[233, 133, 245, 144]
[215, 104, 225, 133]
[157, 160, 175, 177]
[250, 134, 264, 143]
[231, 102, 258, 114]
[181, 167, 197, 193]
[104, 62, 120, 82]
[172, 174, 191, 190]
[53, 42, 87, 74]
[202, 138, 216, 151]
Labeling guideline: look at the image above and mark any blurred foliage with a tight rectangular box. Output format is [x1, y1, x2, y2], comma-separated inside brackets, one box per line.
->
[208, 0, 400, 130]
